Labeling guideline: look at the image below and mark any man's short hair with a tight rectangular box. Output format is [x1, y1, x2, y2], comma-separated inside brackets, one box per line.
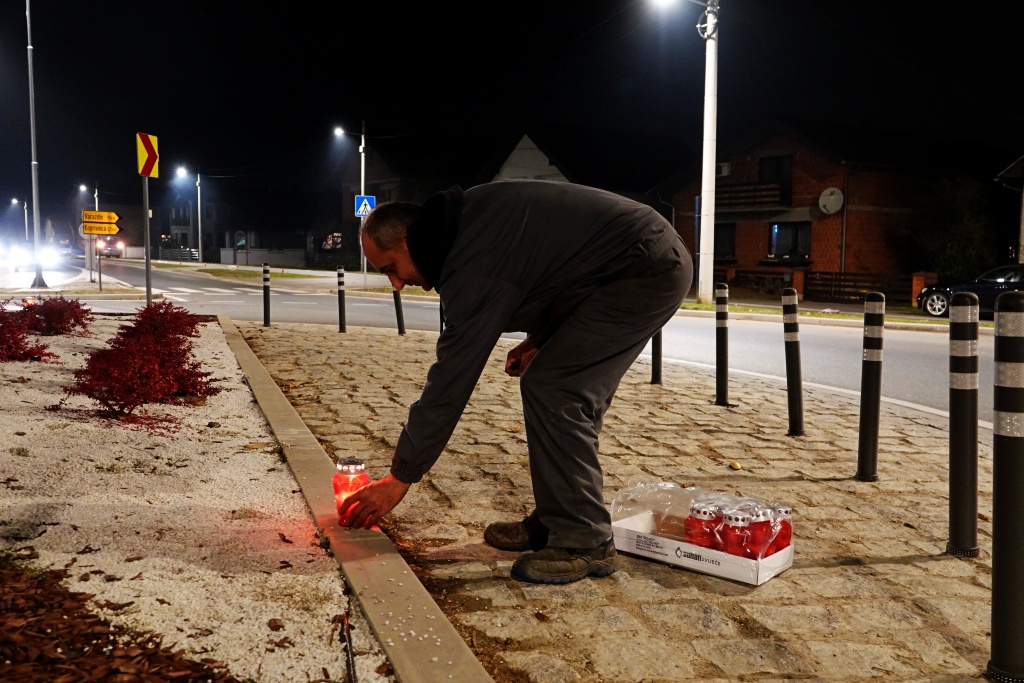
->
[361, 201, 421, 250]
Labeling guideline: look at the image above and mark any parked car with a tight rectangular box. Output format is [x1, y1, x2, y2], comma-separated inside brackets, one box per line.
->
[96, 239, 124, 257]
[917, 265, 1024, 317]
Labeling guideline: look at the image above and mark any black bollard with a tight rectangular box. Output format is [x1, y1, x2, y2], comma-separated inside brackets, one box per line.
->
[262, 263, 270, 328]
[988, 291, 1024, 681]
[393, 289, 406, 336]
[439, 301, 445, 333]
[855, 292, 884, 482]
[715, 284, 728, 405]
[782, 287, 804, 436]
[947, 292, 979, 557]
[337, 267, 346, 334]
[651, 330, 662, 385]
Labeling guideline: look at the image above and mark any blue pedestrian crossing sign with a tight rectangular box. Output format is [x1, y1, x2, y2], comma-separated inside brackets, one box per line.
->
[355, 195, 376, 218]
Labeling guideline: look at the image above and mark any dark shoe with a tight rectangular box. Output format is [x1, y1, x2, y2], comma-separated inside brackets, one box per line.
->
[484, 514, 549, 552]
[510, 539, 617, 585]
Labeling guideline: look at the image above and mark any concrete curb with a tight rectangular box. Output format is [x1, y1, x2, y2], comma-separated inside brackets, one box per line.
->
[218, 315, 493, 683]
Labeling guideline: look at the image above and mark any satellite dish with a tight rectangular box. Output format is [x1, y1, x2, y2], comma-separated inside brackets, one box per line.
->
[818, 187, 844, 215]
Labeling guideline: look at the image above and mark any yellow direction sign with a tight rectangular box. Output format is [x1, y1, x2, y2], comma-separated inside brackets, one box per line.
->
[83, 223, 120, 235]
[82, 210, 119, 223]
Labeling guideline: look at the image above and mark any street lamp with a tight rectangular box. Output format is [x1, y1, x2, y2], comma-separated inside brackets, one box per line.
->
[656, 0, 719, 303]
[334, 123, 367, 286]
[11, 198, 28, 240]
[176, 166, 203, 262]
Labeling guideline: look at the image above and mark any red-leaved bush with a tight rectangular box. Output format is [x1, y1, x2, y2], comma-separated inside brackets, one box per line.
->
[0, 299, 57, 363]
[61, 301, 221, 416]
[22, 296, 94, 336]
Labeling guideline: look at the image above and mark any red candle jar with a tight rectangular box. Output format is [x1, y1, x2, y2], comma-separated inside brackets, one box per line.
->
[332, 458, 370, 523]
[721, 511, 752, 558]
[747, 507, 775, 559]
[683, 504, 719, 549]
[770, 504, 792, 552]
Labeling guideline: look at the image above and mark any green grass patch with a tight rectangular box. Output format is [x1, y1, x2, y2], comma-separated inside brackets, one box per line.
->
[200, 269, 320, 279]
[360, 286, 439, 297]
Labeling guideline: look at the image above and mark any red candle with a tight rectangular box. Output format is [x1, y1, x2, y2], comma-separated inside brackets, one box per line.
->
[332, 458, 370, 523]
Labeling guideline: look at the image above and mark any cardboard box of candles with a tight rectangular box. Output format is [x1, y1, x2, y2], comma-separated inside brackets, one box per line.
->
[610, 482, 793, 586]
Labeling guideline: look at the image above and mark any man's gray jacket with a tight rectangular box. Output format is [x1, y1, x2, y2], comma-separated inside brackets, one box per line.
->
[391, 179, 684, 484]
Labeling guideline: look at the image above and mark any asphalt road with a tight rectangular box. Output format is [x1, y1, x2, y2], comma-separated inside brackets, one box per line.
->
[30, 260, 992, 425]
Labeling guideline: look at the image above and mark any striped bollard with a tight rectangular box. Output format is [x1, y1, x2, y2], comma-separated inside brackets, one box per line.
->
[262, 263, 270, 327]
[651, 330, 662, 385]
[782, 287, 804, 436]
[393, 289, 406, 336]
[337, 267, 346, 333]
[855, 292, 884, 482]
[947, 292, 978, 556]
[988, 291, 1024, 681]
[715, 284, 728, 405]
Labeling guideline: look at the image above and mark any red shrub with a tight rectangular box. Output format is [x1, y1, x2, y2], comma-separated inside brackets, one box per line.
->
[64, 346, 178, 416]
[0, 300, 56, 363]
[22, 296, 94, 336]
[61, 302, 220, 416]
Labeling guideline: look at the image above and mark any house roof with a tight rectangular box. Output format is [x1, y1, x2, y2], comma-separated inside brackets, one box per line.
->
[369, 119, 695, 198]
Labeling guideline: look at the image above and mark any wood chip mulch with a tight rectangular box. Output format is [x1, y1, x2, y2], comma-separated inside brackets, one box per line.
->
[0, 548, 243, 683]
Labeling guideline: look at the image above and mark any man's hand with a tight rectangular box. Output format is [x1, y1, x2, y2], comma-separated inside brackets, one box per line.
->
[339, 474, 411, 529]
[505, 336, 540, 377]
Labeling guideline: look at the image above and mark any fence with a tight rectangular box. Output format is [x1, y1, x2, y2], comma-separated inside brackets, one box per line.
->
[711, 268, 914, 306]
[804, 271, 913, 306]
[157, 248, 199, 262]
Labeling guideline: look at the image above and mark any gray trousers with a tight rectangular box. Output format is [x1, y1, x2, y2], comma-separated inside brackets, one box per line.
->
[519, 230, 692, 549]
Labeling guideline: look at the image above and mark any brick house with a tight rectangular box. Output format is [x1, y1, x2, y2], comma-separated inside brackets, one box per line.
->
[659, 120, 988, 302]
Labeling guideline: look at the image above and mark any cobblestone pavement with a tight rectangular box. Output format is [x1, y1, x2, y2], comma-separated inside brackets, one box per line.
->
[238, 321, 994, 682]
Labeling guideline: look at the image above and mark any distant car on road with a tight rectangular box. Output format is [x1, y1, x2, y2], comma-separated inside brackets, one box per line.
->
[917, 265, 1024, 317]
[96, 239, 124, 257]
[1, 241, 60, 272]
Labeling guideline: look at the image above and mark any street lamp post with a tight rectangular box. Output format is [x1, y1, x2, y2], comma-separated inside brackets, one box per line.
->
[176, 166, 202, 261]
[335, 123, 368, 287]
[696, 0, 719, 304]
[78, 184, 98, 281]
[24, 0, 46, 288]
[656, 0, 719, 303]
[11, 198, 28, 240]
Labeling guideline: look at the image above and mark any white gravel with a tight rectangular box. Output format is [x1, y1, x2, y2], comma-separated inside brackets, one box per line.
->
[0, 314, 393, 683]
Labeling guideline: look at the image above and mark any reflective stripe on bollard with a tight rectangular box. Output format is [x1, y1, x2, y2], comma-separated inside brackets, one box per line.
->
[988, 291, 1024, 681]
[947, 291, 978, 557]
[855, 292, 884, 482]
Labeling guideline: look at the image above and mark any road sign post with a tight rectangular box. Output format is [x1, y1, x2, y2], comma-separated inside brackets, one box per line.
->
[137, 132, 159, 304]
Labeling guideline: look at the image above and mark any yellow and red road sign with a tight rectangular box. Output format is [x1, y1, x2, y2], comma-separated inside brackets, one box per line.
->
[82, 223, 120, 235]
[136, 132, 159, 178]
[82, 210, 119, 224]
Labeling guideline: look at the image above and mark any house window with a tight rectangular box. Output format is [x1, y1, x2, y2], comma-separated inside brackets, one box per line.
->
[714, 223, 736, 259]
[768, 222, 810, 260]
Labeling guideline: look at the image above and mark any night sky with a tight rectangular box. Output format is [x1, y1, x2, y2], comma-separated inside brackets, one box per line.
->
[1, 0, 1022, 225]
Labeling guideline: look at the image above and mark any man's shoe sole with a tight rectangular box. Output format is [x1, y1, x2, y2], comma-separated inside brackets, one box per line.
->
[509, 557, 616, 585]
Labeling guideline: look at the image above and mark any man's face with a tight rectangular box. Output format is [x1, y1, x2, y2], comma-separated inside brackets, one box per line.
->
[361, 231, 428, 291]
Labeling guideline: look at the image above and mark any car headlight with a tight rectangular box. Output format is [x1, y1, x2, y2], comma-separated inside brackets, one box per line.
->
[39, 247, 59, 268]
